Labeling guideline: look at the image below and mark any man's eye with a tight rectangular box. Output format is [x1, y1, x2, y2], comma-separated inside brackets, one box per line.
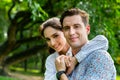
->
[63, 27, 70, 31]
[74, 24, 81, 29]
[75, 25, 80, 28]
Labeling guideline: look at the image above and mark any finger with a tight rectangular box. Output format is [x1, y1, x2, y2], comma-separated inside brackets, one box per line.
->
[56, 55, 65, 62]
[61, 56, 65, 63]
[69, 56, 72, 61]
[66, 67, 72, 75]
[64, 57, 71, 67]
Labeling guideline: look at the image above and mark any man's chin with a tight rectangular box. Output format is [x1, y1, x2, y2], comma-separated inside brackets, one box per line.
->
[70, 43, 78, 47]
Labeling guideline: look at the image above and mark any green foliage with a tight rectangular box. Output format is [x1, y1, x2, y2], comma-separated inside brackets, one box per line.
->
[27, 0, 48, 21]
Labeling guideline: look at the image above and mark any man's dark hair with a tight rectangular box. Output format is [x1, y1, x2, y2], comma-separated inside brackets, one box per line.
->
[60, 8, 89, 27]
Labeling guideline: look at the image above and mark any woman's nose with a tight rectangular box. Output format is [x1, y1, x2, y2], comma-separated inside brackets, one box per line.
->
[50, 39, 55, 46]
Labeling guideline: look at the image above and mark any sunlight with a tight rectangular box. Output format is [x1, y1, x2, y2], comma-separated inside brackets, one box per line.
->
[4, 31, 7, 39]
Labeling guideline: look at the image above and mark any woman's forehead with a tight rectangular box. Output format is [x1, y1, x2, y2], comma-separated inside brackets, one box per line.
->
[44, 27, 62, 38]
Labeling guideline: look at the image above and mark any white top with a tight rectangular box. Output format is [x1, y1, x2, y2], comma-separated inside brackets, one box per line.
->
[44, 48, 72, 80]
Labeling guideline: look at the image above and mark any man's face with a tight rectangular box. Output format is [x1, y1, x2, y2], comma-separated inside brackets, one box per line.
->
[62, 15, 90, 50]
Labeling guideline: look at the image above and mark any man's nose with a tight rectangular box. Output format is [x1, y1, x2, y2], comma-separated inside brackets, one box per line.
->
[69, 27, 75, 35]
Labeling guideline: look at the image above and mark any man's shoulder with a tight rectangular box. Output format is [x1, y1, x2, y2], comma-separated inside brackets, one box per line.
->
[88, 50, 108, 58]
[88, 50, 114, 63]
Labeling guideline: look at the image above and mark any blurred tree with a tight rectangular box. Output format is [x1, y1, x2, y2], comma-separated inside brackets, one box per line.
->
[0, 0, 48, 75]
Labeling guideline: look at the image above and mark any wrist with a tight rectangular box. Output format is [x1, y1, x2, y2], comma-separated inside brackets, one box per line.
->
[73, 57, 78, 65]
[56, 70, 66, 80]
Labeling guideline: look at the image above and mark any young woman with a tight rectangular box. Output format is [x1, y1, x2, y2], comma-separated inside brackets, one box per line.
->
[39, 17, 109, 80]
[40, 17, 72, 80]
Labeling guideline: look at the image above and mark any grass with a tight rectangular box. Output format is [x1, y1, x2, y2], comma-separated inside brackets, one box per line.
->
[117, 75, 120, 80]
[10, 67, 39, 73]
[9, 66, 43, 76]
[0, 76, 20, 80]
[0, 67, 43, 80]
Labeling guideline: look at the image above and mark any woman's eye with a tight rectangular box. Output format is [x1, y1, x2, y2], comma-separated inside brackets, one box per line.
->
[53, 34, 58, 38]
[45, 38, 50, 41]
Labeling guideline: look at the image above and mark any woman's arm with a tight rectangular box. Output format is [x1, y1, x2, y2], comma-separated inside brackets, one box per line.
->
[55, 55, 68, 80]
[44, 54, 58, 80]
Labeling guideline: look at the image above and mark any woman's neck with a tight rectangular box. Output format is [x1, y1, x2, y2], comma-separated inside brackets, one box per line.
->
[59, 43, 70, 55]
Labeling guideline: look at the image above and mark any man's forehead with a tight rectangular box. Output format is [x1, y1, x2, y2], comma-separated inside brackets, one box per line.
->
[63, 15, 83, 27]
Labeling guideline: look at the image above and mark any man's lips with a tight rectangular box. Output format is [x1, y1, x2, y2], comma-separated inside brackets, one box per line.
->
[69, 37, 78, 42]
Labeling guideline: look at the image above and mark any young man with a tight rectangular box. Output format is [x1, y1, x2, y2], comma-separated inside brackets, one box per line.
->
[55, 8, 116, 80]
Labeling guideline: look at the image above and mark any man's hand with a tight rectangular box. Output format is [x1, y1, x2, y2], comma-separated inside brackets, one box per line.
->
[65, 56, 78, 75]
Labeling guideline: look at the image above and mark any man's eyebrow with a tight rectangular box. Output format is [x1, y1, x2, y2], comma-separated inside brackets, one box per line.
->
[63, 25, 69, 27]
[74, 23, 81, 25]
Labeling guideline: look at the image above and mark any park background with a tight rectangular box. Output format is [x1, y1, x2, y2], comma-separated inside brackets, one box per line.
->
[0, 0, 120, 80]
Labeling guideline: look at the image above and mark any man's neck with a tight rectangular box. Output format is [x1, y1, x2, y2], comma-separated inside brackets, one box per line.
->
[72, 47, 81, 56]
[72, 41, 89, 56]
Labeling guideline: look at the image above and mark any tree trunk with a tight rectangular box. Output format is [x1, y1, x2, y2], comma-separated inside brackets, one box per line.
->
[0, 66, 9, 76]
[23, 60, 27, 72]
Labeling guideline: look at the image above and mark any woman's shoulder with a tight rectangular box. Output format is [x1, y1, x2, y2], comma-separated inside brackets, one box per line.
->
[46, 52, 59, 61]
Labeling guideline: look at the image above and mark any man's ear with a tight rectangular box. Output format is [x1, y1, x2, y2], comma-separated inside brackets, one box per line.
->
[86, 25, 90, 34]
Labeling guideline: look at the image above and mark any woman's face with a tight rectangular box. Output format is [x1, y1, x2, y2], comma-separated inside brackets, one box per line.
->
[44, 26, 67, 52]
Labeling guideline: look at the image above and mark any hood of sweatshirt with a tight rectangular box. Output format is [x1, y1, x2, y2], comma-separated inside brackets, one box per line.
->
[75, 35, 108, 63]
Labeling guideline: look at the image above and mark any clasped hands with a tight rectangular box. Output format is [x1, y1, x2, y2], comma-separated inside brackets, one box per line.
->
[55, 55, 78, 75]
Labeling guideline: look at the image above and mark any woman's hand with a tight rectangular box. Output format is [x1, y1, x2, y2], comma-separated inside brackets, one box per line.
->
[55, 55, 66, 71]
[55, 55, 78, 75]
